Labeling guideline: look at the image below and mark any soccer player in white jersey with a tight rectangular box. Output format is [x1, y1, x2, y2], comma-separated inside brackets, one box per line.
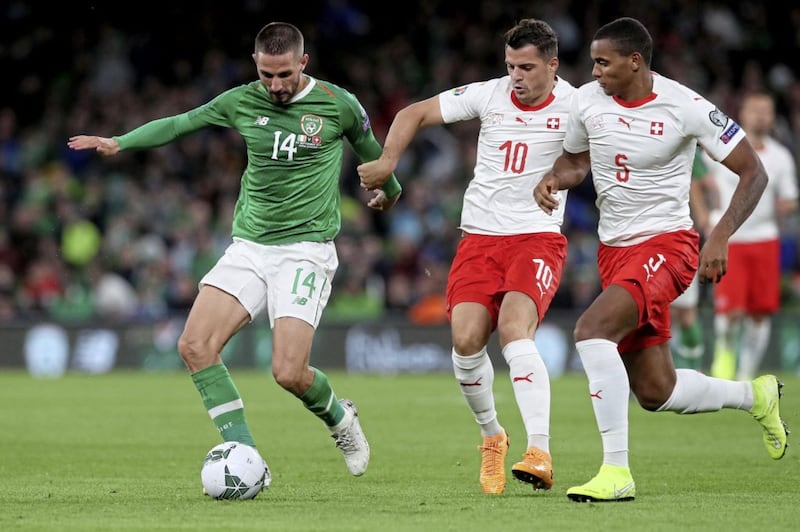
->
[705, 92, 799, 381]
[358, 19, 576, 494]
[534, 17, 788, 502]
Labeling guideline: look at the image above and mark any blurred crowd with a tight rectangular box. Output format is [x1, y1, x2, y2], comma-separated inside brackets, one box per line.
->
[1, 0, 799, 325]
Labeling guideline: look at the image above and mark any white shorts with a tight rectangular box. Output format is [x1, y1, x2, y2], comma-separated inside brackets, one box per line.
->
[671, 272, 699, 308]
[200, 238, 338, 328]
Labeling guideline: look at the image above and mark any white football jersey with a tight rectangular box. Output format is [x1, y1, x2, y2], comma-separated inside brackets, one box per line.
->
[702, 137, 798, 242]
[439, 75, 576, 235]
[564, 74, 746, 245]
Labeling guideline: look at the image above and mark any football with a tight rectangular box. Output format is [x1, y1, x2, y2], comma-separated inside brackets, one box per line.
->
[200, 441, 270, 500]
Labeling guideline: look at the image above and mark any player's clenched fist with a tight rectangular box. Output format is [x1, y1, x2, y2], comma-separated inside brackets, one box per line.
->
[357, 158, 394, 190]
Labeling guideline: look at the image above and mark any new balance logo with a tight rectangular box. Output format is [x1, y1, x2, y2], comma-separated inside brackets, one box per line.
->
[292, 296, 309, 306]
[255, 116, 270, 126]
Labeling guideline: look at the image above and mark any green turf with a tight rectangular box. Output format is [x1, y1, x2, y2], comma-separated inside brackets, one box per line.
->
[0, 369, 797, 531]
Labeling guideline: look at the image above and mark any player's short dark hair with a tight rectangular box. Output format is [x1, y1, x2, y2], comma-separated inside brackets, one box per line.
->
[255, 22, 304, 56]
[593, 17, 653, 66]
[504, 18, 559, 60]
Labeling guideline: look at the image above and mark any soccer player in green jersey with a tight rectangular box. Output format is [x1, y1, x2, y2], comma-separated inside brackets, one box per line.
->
[68, 21, 401, 486]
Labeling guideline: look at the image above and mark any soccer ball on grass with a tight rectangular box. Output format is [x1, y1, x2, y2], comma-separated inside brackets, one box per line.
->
[200, 441, 270, 500]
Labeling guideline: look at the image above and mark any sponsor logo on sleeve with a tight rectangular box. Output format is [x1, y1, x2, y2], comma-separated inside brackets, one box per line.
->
[452, 86, 468, 96]
[720, 121, 741, 144]
[358, 103, 370, 131]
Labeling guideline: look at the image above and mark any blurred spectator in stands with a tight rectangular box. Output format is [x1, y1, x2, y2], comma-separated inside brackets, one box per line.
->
[326, 262, 385, 323]
[0, 264, 20, 322]
[1, 1, 798, 322]
[408, 261, 448, 325]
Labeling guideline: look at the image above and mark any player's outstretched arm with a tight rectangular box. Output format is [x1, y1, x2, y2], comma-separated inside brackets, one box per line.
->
[358, 96, 444, 190]
[67, 135, 121, 156]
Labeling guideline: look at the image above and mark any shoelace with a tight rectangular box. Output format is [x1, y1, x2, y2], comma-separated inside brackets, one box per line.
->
[479, 441, 504, 475]
[521, 449, 552, 475]
[334, 430, 357, 454]
[523, 449, 547, 462]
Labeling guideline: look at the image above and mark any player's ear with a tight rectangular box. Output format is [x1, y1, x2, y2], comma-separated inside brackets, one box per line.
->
[630, 52, 642, 72]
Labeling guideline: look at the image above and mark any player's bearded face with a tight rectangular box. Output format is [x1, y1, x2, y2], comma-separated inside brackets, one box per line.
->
[254, 51, 307, 105]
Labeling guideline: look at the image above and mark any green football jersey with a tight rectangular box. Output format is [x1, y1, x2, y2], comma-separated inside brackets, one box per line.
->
[115, 77, 400, 245]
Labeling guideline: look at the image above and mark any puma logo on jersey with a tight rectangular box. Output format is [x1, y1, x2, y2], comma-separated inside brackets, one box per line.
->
[254, 116, 270, 126]
[618, 117, 633, 129]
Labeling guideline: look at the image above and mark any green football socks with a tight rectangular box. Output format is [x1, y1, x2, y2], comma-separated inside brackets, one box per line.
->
[300, 367, 345, 427]
[192, 363, 256, 447]
[680, 321, 702, 351]
[678, 321, 704, 369]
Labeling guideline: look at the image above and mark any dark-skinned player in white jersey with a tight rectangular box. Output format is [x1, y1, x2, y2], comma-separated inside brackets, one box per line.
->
[69, 22, 401, 490]
[534, 17, 788, 502]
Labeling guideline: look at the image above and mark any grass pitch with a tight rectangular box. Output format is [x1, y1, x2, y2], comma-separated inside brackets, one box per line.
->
[0, 369, 797, 531]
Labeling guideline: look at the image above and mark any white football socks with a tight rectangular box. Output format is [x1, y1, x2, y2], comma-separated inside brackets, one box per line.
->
[452, 347, 503, 437]
[576, 338, 630, 468]
[657, 368, 753, 413]
[502, 339, 550, 452]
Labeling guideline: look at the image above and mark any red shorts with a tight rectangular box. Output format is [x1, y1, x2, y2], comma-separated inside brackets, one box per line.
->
[714, 239, 781, 314]
[446, 232, 567, 330]
[598, 230, 699, 354]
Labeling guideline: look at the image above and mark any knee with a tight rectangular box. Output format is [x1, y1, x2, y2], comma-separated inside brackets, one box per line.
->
[177, 333, 210, 371]
[630, 378, 672, 411]
[573, 314, 595, 343]
[496, 320, 531, 347]
[574, 313, 631, 344]
[272, 363, 304, 394]
[452, 329, 489, 356]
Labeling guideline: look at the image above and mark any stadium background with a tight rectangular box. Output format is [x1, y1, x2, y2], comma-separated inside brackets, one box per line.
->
[1, 0, 799, 375]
